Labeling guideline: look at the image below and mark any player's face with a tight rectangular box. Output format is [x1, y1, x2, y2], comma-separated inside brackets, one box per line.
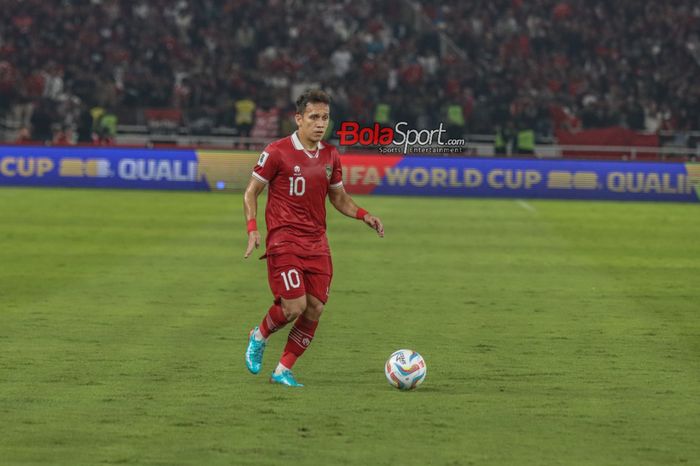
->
[296, 102, 330, 144]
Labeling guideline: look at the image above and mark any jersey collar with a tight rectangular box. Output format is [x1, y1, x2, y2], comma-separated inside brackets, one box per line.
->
[292, 131, 324, 158]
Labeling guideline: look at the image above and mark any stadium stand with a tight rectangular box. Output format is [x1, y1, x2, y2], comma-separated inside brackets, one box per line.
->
[0, 0, 698, 152]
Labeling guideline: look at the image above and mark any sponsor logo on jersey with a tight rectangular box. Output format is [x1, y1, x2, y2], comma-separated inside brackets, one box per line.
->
[257, 151, 269, 167]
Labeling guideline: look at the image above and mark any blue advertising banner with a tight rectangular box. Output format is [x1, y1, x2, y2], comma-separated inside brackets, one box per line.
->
[0, 146, 263, 191]
[0, 146, 207, 190]
[1, 146, 699, 202]
[340, 155, 700, 202]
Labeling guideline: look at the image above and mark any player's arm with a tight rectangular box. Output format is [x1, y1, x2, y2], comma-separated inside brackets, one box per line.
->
[328, 186, 384, 237]
[243, 176, 267, 258]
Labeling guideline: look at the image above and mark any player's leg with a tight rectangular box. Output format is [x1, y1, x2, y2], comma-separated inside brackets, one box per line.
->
[246, 255, 305, 375]
[270, 293, 322, 388]
[268, 293, 310, 386]
[254, 301, 286, 341]
[271, 256, 332, 386]
[276, 293, 324, 371]
[302, 293, 325, 320]
[248, 294, 305, 344]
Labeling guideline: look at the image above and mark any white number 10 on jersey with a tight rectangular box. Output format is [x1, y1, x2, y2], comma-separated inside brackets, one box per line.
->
[288, 177, 306, 196]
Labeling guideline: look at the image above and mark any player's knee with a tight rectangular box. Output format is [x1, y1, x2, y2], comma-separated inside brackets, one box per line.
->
[281, 296, 306, 321]
[304, 300, 324, 320]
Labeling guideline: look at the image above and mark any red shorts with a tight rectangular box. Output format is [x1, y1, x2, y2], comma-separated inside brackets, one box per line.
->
[266, 254, 333, 304]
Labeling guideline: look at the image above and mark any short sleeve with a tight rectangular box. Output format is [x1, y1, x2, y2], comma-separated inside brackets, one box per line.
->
[329, 148, 343, 189]
[252, 145, 279, 184]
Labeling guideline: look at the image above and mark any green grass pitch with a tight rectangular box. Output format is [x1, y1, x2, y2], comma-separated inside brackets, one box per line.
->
[1, 187, 699, 466]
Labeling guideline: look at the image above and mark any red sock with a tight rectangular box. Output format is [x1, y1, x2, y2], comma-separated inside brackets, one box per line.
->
[259, 304, 288, 339]
[279, 315, 318, 369]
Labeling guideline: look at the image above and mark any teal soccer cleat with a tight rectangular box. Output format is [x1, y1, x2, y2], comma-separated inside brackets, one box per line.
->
[245, 327, 266, 374]
[269, 369, 304, 387]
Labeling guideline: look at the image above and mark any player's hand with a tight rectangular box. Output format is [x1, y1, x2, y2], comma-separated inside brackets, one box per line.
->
[363, 214, 384, 237]
[244, 231, 261, 258]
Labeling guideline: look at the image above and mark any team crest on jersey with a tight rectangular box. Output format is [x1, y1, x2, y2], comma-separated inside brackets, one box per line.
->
[257, 151, 269, 167]
[325, 165, 332, 179]
[294, 165, 301, 176]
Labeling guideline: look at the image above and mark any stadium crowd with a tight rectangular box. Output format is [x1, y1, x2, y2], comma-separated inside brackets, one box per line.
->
[0, 0, 699, 144]
[423, 0, 700, 135]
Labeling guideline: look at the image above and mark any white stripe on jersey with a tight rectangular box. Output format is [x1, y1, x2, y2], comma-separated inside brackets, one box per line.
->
[251, 172, 269, 184]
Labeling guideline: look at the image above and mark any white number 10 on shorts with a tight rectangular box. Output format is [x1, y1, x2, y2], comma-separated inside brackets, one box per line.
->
[280, 269, 301, 290]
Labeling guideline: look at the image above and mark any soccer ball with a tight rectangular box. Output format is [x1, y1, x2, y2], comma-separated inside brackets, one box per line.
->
[385, 349, 427, 390]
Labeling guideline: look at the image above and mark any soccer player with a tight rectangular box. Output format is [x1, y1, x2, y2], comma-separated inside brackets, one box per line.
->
[243, 89, 384, 387]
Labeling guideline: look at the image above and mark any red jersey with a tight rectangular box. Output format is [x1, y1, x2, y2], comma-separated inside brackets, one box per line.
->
[252, 132, 343, 257]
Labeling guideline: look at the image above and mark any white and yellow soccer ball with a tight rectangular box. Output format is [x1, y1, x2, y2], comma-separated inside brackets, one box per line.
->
[385, 349, 426, 390]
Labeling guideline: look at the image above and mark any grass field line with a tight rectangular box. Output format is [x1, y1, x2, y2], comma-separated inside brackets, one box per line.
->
[515, 199, 537, 213]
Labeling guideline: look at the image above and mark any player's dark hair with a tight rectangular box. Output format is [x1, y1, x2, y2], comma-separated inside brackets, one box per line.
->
[296, 89, 331, 114]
